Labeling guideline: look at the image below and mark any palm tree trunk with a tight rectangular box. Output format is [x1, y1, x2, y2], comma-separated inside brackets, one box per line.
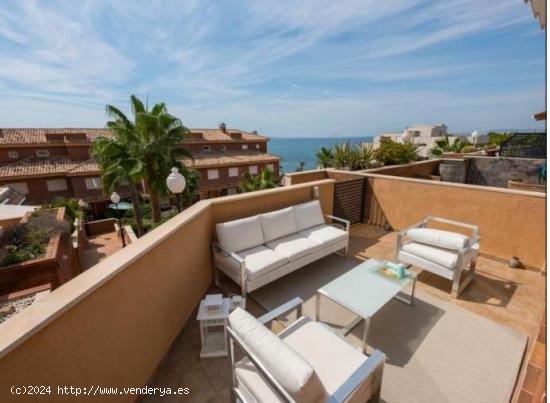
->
[150, 191, 161, 223]
[130, 184, 143, 237]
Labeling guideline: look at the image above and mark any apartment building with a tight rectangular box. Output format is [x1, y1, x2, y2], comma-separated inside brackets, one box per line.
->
[374, 124, 488, 157]
[0, 128, 131, 215]
[181, 123, 281, 199]
[0, 126, 280, 211]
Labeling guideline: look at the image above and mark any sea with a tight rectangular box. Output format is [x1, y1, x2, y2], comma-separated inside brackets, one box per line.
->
[269, 136, 373, 173]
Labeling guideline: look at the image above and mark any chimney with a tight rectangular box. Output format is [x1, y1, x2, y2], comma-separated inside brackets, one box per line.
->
[219, 122, 226, 133]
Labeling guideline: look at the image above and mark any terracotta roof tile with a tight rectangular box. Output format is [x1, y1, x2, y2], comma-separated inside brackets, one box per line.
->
[0, 128, 111, 145]
[182, 151, 280, 168]
[0, 157, 99, 178]
[0, 128, 267, 145]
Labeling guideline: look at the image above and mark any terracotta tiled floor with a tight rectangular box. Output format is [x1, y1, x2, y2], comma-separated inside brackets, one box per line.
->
[81, 232, 124, 270]
[144, 224, 545, 403]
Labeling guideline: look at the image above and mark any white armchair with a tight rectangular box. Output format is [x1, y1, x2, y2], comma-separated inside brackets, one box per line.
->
[396, 216, 480, 298]
[227, 298, 385, 403]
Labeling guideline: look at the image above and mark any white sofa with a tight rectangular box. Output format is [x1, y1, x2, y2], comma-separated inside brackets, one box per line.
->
[213, 200, 350, 301]
[228, 298, 385, 402]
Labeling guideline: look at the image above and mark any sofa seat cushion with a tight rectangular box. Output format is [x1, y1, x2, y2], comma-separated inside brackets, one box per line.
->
[215, 246, 288, 281]
[216, 215, 265, 253]
[259, 207, 299, 243]
[406, 228, 469, 251]
[401, 242, 458, 269]
[293, 200, 325, 231]
[266, 233, 323, 262]
[229, 309, 326, 403]
[300, 224, 348, 246]
[281, 317, 370, 400]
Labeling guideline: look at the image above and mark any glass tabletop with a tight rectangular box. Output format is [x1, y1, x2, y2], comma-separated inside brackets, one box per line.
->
[318, 259, 415, 319]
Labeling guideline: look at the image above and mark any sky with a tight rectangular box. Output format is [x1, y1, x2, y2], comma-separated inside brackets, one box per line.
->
[0, 0, 545, 137]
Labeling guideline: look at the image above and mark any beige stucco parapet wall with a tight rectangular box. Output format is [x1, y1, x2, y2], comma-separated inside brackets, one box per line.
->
[288, 166, 545, 269]
[0, 179, 335, 402]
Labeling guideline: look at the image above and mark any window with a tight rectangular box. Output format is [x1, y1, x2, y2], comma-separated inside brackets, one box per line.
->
[221, 145, 227, 152]
[228, 167, 239, 177]
[36, 150, 50, 157]
[255, 144, 260, 149]
[202, 145, 211, 152]
[241, 144, 248, 150]
[85, 177, 101, 190]
[8, 151, 18, 159]
[207, 169, 219, 180]
[248, 165, 258, 175]
[9, 182, 28, 194]
[266, 164, 274, 172]
[46, 178, 68, 192]
[226, 188, 238, 195]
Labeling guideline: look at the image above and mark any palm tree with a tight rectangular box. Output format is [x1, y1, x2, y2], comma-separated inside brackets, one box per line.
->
[92, 120, 146, 236]
[430, 135, 465, 156]
[181, 168, 199, 208]
[353, 143, 375, 170]
[239, 167, 277, 192]
[315, 147, 333, 168]
[95, 95, 193, 227]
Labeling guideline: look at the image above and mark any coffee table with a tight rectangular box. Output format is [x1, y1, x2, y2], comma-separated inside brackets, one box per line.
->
[315, 259, 416, 353]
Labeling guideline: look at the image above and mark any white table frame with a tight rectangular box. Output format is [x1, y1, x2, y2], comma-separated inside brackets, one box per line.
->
[315, 260, 417, 354]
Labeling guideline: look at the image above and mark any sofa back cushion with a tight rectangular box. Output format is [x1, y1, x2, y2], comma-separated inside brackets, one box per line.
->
[259, 207, 299, 242]
[216, 215, 265, 253]
[293, 200, 325, 231]
[229, 308, 325, 403]
[406, 228, 469, 251]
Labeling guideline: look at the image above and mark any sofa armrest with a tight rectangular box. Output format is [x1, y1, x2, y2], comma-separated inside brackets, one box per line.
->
[325, 214, 350, 233]
[331, 349, 385, 402]
[258, 297, 303, 326]
[212, 241, 244, 264]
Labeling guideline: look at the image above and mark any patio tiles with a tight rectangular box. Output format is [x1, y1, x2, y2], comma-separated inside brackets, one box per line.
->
[144, 224, 545, 403]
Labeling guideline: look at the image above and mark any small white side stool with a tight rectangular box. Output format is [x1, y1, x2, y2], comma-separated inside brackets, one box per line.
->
[197, 294, 243, 358]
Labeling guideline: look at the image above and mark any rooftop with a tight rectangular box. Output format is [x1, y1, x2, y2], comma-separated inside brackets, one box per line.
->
[182, 151, 280, 168]
[0, 127, 268, 146]
[0, 156, 99, 179]
[0, 166, 544, 402]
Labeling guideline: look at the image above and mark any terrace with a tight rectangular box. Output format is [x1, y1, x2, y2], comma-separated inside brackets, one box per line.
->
[0, 162, 545, 402]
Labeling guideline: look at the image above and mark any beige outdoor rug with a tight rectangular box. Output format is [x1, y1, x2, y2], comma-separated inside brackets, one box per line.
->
[250, 255, 527, 403]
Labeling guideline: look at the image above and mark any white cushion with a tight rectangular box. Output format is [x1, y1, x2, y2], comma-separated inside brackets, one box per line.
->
[215, 246, 288, 281]
[293, 200, 325, 231]
[266, 234, 323, 262]
[406, 228, 469, 251]
[282, 317, 371, 400]
[300, 224, 348, 246]
[229, 308, 325, 403]
[401, 242, 458, 269]
[235, 317, 374, 402]
[216, 216, 264, 253]
[259, 207, 299, 243]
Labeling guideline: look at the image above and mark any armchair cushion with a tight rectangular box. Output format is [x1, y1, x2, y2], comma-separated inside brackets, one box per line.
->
[406, 228, 469, 251]
[300, 224, 348, 246]
[401, 242, 458, 269]
[293, 200, 325, 231]
[214, 246, 288, 281]
[229, 308, 325, 403]
[259, 207, 299, 242]
[266, 233, 323, 262]
[216, 215, 264, 253]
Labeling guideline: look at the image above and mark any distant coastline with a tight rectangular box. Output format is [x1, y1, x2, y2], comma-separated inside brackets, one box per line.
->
[269, 136, 373, 173]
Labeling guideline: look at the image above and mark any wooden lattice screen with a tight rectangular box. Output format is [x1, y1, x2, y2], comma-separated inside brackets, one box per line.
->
[333, 178, 366, 225]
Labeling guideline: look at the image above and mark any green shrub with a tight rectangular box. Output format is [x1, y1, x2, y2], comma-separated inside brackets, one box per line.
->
[1, 210, 70, 267]
[487, 132, 512, 146]
[461, 146, 478, 153]
[376, 139, 421, 165]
